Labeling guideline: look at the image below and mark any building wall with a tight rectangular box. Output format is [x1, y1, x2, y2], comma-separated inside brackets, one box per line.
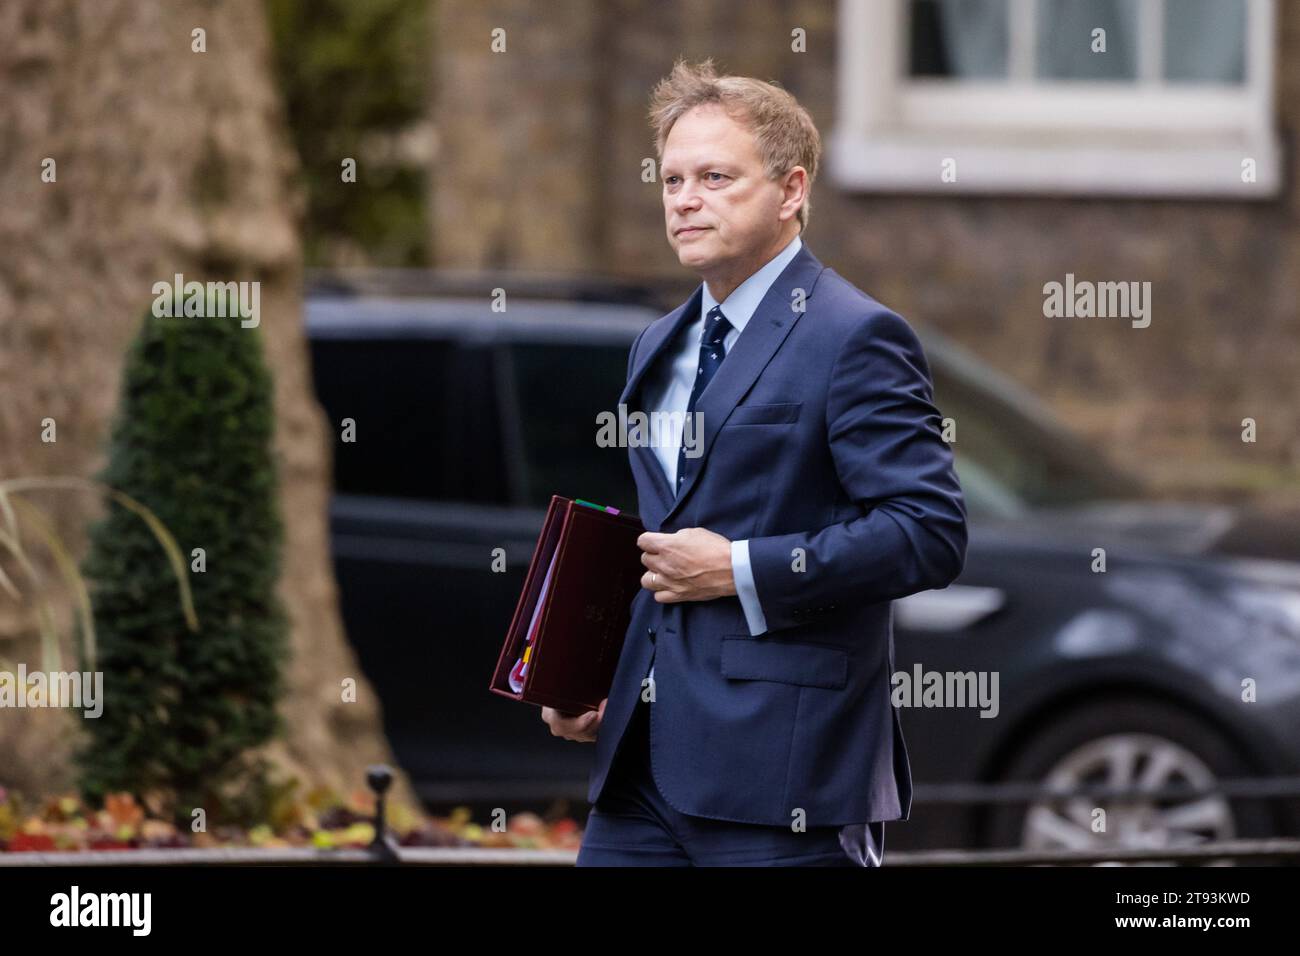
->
[433, 0, 1300, 502]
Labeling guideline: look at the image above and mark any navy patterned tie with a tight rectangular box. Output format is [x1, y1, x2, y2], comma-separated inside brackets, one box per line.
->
[676, 305, 732, 494]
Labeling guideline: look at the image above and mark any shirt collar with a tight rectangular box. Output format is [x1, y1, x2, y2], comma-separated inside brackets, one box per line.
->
[699, 233, 803, 335]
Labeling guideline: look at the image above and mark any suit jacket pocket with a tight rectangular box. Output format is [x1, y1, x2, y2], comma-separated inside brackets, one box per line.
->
[724, 401, 802, 426]
[720, 636, 848, 689]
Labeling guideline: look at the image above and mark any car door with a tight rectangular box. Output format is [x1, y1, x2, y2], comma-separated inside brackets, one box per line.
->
[310, 320, 641, 805]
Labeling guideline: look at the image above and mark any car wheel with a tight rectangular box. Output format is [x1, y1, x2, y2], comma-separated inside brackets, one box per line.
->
[986, 698, 1278, 864]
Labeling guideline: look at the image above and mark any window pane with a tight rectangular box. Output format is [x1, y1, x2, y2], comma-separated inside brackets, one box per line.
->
[1036, 0, 1137, 80]
[910, 0, 1009, 78]
[1164, 0, 1246, 83]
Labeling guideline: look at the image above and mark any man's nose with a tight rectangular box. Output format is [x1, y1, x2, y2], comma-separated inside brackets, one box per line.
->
[672, 181, 702, 213]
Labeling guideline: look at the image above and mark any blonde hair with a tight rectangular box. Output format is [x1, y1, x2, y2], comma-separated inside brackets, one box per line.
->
[648, 58, 821, 231]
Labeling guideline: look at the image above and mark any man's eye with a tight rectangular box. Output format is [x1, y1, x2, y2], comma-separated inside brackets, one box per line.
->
[706, 172, 726, 182]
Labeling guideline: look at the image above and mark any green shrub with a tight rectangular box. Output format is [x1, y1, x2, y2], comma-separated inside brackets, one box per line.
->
[77, 301, 289, 828]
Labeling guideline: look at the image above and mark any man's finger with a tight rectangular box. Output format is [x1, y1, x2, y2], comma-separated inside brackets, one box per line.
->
[637, 531, 669, 553]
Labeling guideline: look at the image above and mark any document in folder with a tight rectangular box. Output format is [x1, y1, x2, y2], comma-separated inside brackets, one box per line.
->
[490, 496, 646, 714]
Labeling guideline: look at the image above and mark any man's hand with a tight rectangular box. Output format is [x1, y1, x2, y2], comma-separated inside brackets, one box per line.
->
[542, 697, 607, 742]
[638, 527, 736, 603]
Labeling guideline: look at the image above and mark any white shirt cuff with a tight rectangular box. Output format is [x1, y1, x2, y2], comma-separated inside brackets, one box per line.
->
[731, 538, 769, 636]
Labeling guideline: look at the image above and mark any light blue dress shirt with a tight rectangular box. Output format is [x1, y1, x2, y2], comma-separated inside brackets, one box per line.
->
[640, 234, 803, 680]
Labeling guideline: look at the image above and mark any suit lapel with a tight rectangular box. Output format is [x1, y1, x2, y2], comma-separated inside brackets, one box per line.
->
[621, 242, 828, 530]
[620, 284, 702, 412]
[662, 243, 827, 526]
[621, 286, 701, 519]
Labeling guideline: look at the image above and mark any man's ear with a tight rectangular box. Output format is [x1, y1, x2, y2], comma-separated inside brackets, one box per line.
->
[780, 166, 808, 221]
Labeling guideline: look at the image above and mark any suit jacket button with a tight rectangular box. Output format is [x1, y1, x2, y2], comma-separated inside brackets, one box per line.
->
[647, 626, 656, 643]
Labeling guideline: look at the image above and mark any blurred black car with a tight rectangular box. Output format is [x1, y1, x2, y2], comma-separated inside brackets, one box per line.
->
[305, 272, 1300, 853]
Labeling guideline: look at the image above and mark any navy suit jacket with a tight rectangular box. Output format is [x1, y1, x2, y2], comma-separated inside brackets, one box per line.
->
[587, 241, 968, 827]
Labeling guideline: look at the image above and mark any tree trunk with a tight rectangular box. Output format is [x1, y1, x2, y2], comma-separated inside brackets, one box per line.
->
[0, 0, 416, 812]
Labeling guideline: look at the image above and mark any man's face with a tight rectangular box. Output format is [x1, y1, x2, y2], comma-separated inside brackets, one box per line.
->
[661, 104, 787, 274]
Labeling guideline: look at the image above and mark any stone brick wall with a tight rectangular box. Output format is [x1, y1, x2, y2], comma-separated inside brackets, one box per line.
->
[433, 0, 1300, 503]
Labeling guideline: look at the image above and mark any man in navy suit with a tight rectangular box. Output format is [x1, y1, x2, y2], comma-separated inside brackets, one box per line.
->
[544, 59, 967, 866]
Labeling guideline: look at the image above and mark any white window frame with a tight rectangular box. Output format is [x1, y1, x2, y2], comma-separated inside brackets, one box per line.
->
[830, 0, 1281, 197]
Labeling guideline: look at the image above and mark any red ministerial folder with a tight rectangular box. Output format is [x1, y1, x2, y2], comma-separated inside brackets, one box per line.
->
[489, 495, 645, 714]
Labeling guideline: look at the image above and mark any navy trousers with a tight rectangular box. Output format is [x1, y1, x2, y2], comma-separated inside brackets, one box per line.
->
[577, 693, 884, 867]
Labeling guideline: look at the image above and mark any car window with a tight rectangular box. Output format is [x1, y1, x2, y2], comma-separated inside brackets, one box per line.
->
[931, 368, 1134, 512]
[504, 342, 638, 511]
[309, 337, 510, 504]
[950, 452, 1025, 520]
